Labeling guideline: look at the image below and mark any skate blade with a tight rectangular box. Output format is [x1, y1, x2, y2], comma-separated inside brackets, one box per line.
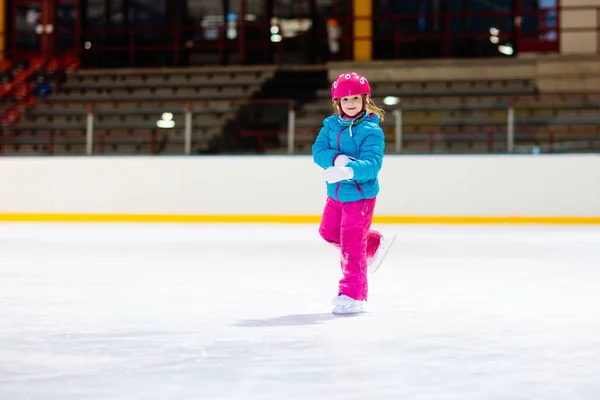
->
[369, 233, 397, 274]
[332, 305, 365, 315]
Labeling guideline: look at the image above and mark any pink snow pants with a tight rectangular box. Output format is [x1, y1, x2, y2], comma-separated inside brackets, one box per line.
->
[318, 196, 381, 301]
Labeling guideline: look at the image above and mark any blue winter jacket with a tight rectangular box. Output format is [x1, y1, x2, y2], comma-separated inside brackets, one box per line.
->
[312, 112, 385, 202]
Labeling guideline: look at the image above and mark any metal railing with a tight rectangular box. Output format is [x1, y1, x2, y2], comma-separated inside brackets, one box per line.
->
[2, 71, 599, 154]
[55, 94, 599, 155]
[80, 98, 296, 155]
[390, 100, 518, 153]
[380, 95, 599, 154]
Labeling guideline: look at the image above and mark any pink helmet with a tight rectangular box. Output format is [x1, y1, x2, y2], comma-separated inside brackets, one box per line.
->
[331, 72, 371, 101]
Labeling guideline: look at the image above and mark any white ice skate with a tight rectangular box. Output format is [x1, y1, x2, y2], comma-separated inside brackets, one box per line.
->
[331, 294, 365, 315]
[368, 233, 397, 274]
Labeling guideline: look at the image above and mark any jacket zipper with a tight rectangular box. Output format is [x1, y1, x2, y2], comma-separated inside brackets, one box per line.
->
[355, 181, 363, 194]
[335, 123, 359, 201]
[336, 128, 345, 201]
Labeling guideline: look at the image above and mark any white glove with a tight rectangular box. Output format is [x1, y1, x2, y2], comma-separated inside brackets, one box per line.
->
[334, 154, 354, 167]
[324, 167, 354, 183]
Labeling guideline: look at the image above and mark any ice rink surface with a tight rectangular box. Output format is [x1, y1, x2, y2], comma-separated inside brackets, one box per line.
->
[1, 222, 600, 400]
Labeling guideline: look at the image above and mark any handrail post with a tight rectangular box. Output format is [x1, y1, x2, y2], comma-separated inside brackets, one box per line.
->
[86, 103, 94, 155]
[393, 106, 403, 153]
[129, 30, 135, 66]
[239, 0, 247, 64]
[507, 100, 515, 153]
[184, 101, 192, 155]
[173, 26, 180, 66]
[444, 14, 451, 57]
[287, 100, 296, 154]
[597, 7, 600, 54]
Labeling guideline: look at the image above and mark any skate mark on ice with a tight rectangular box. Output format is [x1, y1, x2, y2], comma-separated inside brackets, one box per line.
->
[233, 313, 336, 327]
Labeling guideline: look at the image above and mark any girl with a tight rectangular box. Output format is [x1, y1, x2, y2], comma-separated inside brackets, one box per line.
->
[312, 72, 396, 315]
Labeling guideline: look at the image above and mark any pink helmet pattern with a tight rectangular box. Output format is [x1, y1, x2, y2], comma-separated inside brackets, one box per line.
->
[331, 72, 371, 101]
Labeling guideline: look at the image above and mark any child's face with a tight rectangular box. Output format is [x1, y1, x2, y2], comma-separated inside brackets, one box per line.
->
[339, 95, 363, 117]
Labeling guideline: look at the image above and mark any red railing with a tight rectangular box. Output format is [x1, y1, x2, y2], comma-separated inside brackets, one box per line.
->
[0, 51, 81, 125]
[2, 5, 599, 67]
[332, 5, 600, 59]
[77, 22, 286, 67]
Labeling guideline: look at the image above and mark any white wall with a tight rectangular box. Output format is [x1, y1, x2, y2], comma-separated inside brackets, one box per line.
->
[0, 155, 598, 218]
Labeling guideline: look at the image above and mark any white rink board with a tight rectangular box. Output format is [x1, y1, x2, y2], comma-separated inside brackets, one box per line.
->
[0, 154, 598, 217]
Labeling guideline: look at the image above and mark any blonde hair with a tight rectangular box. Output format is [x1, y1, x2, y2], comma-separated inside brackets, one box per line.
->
[333, 95, 385, 122]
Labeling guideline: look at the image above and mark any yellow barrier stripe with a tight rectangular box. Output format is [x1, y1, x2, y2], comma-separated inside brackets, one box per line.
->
[0, 214, 598, 224]
[376, 216, 600, 225]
